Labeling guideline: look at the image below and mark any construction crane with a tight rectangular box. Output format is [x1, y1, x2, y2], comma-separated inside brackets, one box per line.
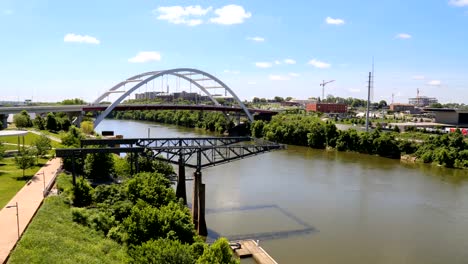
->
[319, 80, 335, 100]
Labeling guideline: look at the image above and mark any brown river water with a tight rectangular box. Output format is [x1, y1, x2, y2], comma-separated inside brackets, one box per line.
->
[97, 119, 468, 264]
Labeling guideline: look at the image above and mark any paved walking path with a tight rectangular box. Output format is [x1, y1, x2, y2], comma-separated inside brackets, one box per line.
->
[0, 158, 62, 263]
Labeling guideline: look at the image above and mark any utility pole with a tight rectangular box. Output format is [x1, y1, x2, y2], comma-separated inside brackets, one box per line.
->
[365, 72, 371, 132]
[319, 80, 335, 101]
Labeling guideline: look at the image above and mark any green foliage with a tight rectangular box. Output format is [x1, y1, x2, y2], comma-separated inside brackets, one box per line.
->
[112, 110, 232, 134]
[121, 201, 196, 245]
[61, 98, 87, 105]
[13, 110, 33, 128]
[84, 153, 115, 181]
[73, 177, 94, 207]
[33, 134, 52, 157]
[33, 115, 46, 130]
[46, 112, 58, 131]
[196, 237, 239, 264]
[62, 126, 85, 147]
[125, 172, 175, 207]
[14, 147, 36, 176]
[81, 120, 95, 135]
[129, 239, 195, 264]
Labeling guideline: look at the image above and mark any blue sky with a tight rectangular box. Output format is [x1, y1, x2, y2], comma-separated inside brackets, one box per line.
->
[1, 0, 468, 103]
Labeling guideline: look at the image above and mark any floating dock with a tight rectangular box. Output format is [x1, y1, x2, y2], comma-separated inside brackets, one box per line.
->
[231, 240, 278, 264]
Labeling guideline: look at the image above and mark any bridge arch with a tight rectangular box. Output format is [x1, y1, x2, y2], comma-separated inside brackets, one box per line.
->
[92, 68, 253, 127]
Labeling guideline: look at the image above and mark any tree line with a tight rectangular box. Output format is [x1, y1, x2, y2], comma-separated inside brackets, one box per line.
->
[251, 114, 468, 168]
[110, 110, 233, 134]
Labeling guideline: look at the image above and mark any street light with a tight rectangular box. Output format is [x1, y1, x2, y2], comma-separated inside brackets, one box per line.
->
[6, 202, 19, 239]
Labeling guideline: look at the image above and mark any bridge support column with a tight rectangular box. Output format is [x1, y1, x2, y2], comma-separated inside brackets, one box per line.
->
[191, 170, 207, 237]
[176, 154, 187, 205]
[198, 183, 207, 236]
[192, 170, 200, 231]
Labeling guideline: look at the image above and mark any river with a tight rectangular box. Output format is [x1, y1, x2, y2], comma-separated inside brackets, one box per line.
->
[97, 119, 468, 263]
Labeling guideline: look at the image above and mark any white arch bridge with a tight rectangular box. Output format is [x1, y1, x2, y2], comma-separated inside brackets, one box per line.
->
[92, 68, 256, 128]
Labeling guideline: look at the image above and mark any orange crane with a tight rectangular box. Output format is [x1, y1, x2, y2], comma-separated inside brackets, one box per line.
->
[319, 80, 335, 100]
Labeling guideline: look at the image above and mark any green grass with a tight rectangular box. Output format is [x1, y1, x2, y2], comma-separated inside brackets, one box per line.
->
[1, 144, 19, 151]
[0, 132, 63, 148]
[0, 157, 50, 208]
[8, 195, 128, 264]
[26, 128, 65, 141]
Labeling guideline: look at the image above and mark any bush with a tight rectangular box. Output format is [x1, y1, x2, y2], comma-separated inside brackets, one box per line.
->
[196, 238, 239, 264]
[129, 239, 195, 264]
[125, 172, 175, 208]
[73, 177, 93, 207]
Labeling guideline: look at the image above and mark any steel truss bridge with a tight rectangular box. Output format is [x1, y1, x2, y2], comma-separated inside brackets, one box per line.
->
[55, 136, 286, 236]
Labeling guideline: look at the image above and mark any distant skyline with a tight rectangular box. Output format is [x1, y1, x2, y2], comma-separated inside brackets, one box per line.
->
[1, 0, 468, 103]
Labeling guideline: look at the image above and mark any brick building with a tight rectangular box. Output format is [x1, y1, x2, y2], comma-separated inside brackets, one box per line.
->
[389, 103, 415, 112]
[306, 103, 348, 113]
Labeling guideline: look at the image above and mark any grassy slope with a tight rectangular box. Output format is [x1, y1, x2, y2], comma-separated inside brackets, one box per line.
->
[0, 132, 63, 148]
[8, 195, 128, 264]
[0, 157, 48, 208]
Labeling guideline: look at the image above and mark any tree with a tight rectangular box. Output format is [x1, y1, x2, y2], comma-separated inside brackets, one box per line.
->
[84, 152, 115, 181]
[61, 126, 84, 147]
[80, 121, 94, 135]
[33, 115, 45, 130]
[274, 96, 284, 102]
[73, 177, 94, 207]
[307, 123, 326, 149]
[197, 238, 239, 264]
[14, 147, 36, 177]
[285, 96, 293, 101]
[33, 134, 52, 157]
[125, 172, 175, 207]
[378, 100, 387, 109]
[61, 98, 87, 105]
[13, 110, 32, 128]
[46, 112, 58, 131]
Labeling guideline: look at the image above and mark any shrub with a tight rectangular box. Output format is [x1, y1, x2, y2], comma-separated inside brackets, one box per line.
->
[73, 177, 93, 207]
[129, 239, 195, 264]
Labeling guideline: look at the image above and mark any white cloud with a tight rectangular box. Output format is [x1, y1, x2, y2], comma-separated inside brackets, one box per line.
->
[308, 59, 331, 69]
[427, 80, 442, 86]
[396, 33, 412, 39]
[247, 36, 265, 42]
[154, 5, 212, 26]
[449, 0, 468, 7]
[325, 17, 345, 25]
[255, 62, 272, 68]
[3, 9, 13, 15]
[223, 69, 240, 74]
[412, 75, 425, 80]
[247, 81, 257, 85]
[289, 73, 300, 77]
[274, 60, 281, 65]
[269, 75, 290, 81]
[210, 5, 251, 25]
[64, 33, 100, 44]
[284, 59, 296, 64]
[349, 88, 361, 93]
[128, 51, 161, 63]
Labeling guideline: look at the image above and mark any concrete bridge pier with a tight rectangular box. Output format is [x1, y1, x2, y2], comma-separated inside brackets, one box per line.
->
[192, 170, 207, 237]
[176, 153, 187, 205]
